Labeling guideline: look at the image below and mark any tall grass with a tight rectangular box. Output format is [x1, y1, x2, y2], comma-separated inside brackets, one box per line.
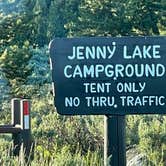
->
[0, 137, 103, 166]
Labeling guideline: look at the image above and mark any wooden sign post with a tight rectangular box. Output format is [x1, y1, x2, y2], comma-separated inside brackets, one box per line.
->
[0, 98, 32, 163]
[50, 36, 166, 166]
[104, 115, 126, 166]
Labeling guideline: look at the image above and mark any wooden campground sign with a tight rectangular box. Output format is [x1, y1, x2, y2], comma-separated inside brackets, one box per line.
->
[49, 36, 166, 115]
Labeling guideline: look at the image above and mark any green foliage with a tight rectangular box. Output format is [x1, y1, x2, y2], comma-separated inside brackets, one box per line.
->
[19, 0, 166, 42]
[31, 95, 103, 155]
[27, 46, 51, 85]
[0, 139, 103, 166]
[138, 115, 166, 165]
[0, 138, 14, 165]
[0, 71, 10, 109]
[126, 0, 166, 35]
[126, 115, 141, 146]
[64, 0, 166, 37]
[65, 0, 131, 37]
[0, 43, 32, 84]
[0, 12, 36, 46]
[47, 0, 68, 39]
[34, 144, 103, 166]
[0, 100, 11, 124]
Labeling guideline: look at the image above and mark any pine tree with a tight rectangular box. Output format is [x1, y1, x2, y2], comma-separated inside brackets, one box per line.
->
[0, 71, 10, 109]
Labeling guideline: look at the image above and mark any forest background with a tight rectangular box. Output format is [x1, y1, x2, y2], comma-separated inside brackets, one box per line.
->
[0, 0, 166, 165]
